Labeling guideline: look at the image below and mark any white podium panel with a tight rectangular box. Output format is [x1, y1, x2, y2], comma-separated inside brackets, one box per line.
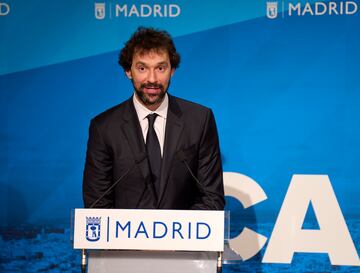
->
[73, 209, 224, 252]
[87, 250, 218, 273]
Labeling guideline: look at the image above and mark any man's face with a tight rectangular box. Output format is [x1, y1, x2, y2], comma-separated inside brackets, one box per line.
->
[126, 49, 175, 111]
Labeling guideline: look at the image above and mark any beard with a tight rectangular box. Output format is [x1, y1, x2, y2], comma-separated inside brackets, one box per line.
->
[134, 81, 169, 107]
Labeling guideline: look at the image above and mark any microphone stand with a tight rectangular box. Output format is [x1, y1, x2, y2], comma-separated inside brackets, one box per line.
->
[81, 249, 87, 273]
[217, 251, 223, 273]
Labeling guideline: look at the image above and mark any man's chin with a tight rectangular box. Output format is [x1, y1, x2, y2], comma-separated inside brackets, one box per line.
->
[137, 92, 165, 106]
[145, 95, 164, 105]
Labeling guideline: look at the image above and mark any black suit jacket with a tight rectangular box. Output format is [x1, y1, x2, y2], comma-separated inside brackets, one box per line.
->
[83, 95, 225, 210]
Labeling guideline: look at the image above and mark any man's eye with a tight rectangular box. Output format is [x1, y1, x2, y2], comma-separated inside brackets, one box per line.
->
[158, 66, 166, 71]
[138, 66, 145, 71]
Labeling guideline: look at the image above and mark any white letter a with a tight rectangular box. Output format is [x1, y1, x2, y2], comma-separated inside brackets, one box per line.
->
[263, 175, 359, 266]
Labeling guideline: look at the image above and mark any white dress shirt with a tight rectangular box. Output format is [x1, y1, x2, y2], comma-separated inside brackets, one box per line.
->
[133, 93, 168, 157]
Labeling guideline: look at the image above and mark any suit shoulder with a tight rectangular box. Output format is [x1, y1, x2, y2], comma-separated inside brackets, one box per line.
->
[91, 99, 130, 126]
[171, 96, 211, 115]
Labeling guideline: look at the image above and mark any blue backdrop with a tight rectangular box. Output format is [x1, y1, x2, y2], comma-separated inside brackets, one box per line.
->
[1, 0, 359, 272]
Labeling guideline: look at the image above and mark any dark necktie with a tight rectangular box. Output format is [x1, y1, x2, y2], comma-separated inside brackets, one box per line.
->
[146, 113, 162, 195]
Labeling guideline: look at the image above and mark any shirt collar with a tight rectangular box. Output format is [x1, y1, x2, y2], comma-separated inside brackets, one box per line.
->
[133, 93, 168, 121]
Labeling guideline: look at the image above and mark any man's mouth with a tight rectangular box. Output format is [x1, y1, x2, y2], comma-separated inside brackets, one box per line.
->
[142, 84, 163, 94]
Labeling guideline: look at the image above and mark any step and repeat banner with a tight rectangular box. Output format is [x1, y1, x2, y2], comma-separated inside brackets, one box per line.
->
[1, 0, 359, 272]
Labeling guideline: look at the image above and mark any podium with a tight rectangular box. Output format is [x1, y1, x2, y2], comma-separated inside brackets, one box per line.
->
[72, 209, 230, 273]
[87, 250, 218, 273]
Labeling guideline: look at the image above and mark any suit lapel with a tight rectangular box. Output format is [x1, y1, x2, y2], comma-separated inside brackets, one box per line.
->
[120, 98, 151, 182]
[157, 96, 184, 206]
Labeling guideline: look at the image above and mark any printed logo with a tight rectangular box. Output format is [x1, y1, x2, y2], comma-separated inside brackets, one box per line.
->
[266, 1, 359, 19]
[95, 3, 106, 20]
[0, 2, 10, 16]
[267, 1, 278, 19]
[93, 2, 181, 19]
[86, 217, 101, 242]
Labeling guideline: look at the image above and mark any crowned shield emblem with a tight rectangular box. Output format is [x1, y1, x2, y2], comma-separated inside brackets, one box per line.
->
[266, 1, 278, 19]
[95, 3, 106, 20]
[86, 217, 101, 242]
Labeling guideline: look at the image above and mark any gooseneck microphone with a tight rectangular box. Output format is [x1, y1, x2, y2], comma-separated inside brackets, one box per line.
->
[176, 151, 219, 210]
[81, 153, 147, 272]
[89, 153, 147, 208]
[176, 151, 223, 273]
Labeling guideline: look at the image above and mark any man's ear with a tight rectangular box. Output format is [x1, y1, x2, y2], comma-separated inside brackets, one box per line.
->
[125, 70, 132, 79]
[170, 68, 175, 77]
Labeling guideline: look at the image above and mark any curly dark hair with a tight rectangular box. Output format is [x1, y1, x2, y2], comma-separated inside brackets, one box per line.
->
[118, 27, 181, 71]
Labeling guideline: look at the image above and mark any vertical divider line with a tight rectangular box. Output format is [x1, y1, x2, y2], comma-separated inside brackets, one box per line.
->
[107, 216, 110, 242]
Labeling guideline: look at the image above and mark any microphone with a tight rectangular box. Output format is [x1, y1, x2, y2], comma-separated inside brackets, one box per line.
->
[81, 153, 147, 271]
[177, 151, 223, 272]
[89, 153, 147, 208]
[176, 151, 219, 210]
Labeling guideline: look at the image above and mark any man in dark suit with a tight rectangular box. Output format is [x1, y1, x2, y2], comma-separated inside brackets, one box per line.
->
[83, 27, 224, 210]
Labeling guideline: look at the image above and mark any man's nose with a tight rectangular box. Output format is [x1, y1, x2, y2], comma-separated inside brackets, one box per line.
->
[147, 69, 158, 83]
